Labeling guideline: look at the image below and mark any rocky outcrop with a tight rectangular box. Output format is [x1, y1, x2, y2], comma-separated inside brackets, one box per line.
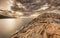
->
[10, 13, 60, 38]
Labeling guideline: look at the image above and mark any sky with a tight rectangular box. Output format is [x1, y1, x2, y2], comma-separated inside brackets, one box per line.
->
[0, 0, 12, 10]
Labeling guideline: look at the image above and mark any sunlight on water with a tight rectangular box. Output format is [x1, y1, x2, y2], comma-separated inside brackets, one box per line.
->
[0, 19, 23, 34]
[5, 19, 16, 31]
[0, 18, 33, 38]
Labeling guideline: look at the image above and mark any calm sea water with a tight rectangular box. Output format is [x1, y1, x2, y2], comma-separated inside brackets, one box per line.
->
[0, 18, 34, 38]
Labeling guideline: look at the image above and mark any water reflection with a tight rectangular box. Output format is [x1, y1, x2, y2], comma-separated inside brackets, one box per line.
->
[0, 18, 33, 38]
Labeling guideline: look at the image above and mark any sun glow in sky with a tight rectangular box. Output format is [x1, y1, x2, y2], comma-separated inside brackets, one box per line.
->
[0, 0, 13, 10]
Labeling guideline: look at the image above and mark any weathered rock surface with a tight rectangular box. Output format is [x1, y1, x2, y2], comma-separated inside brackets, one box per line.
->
[10, 13, 60, 38]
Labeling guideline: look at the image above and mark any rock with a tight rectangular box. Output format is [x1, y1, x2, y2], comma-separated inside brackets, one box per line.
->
[10, 13, 60, 38]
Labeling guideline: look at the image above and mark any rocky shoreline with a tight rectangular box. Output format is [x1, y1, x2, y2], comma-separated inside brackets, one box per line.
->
[10, 13, 60, 38]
